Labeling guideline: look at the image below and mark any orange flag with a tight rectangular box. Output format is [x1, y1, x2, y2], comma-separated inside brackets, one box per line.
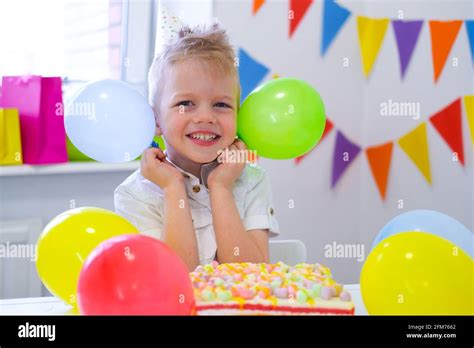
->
[429, 98, 464, 166]
[366, 142, 393, 200]
[398, 123, 432, 184]
[429, 20, 463, 82]
[289, 0, 314, 38]
[252, 0, 265, 15]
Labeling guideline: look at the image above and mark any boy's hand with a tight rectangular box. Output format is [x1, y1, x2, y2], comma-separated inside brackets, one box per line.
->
[140, 148, 184, 190]
[208, 139, 247, 191]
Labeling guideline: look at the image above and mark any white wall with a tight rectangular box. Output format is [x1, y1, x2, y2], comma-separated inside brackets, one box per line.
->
[0, 171, 137, 297]
[213, 0, 473, 283]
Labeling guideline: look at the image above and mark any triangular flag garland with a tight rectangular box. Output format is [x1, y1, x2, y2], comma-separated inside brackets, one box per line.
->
[429, 98, 465, 165]
[429, 20, 463, 82]
[331, 131, 361, 187]
[252, 1, 471, 81]
[464, 95, 474, 145]
[392, 20, 423, 78]
[321, 0, 351, 56]
[242, 3, 472, 197]
[295, 118, 334, 164]
[398, 123, 432, 184]
[291, 95, 470, 198]
[357, 16, 390, 77]
[252, 0, 265, 15]
[289, 0, 314, 38]
[237, 48, 269, 101]
[366, 142, 393, 200]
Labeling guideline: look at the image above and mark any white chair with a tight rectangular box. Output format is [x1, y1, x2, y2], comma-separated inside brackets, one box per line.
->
[269, 240, 307, 265]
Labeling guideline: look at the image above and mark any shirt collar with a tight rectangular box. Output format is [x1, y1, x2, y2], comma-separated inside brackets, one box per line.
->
[163, 149, 197, 181]
[163, 149, 219, 188]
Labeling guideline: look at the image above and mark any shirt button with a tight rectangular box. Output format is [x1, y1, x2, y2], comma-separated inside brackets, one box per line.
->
[192, 185, 201, 193]
[269, 207, 275, 215]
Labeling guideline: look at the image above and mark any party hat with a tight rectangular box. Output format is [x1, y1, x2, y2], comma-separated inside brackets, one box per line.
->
[154, 5, 184, 57]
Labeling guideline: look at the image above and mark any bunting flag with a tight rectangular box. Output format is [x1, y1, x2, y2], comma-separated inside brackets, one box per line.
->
[322, 117, 334, 139]
[239, 34, 474, 200]
[320, 5, 468, 80]
[366, 142, 393, 200]
[429, 98, 465, 166]
[289, 0, 314, 38]
[321, 0, 351, 56]
[295, 118, 334, 164]
[466, 20, 474, 64]
[248, 2, 471, 80]
[289, 96, 469, 197]
[429, 20, 463, 82]
[392, 20, 423, 78]
[252, 0, 265, 15]
[237, 48, 269, 101]
[398, 123, 432, 184]
[357, 16, 390, 77]
[331, 131, 361, 188]
[464, 95, 474, 145]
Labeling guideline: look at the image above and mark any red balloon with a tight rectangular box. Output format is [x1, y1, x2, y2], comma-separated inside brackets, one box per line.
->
[77, 234, 195, 315]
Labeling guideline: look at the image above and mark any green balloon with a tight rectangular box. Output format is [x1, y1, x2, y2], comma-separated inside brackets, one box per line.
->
[66, 136, 94, 161]
[153, 135, 166, 150]
[237, 78, 326, 159]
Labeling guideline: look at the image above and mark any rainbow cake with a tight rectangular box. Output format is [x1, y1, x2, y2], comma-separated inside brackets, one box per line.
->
[190, 261, 354, 315]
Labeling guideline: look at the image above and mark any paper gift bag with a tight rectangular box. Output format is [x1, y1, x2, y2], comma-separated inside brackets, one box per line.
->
[1, 76, 68, 164]
[0, 108, 23, 165]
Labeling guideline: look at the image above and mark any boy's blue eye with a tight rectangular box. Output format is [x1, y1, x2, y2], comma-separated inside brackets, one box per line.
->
[177, 101, 193, 107]
[215, 102, 231, 108]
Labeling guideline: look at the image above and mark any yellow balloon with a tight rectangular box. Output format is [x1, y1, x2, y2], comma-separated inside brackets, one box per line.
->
[36, 207, 139, 306]
[361, 231, 474, 315]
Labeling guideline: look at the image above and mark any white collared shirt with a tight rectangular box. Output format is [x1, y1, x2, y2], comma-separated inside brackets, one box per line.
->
[114, 160, 280, 265]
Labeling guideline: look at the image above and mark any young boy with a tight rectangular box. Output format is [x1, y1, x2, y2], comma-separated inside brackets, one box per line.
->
[114, 24, 279, 271]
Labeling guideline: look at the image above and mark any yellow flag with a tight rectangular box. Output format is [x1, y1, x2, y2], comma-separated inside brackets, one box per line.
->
[357, 16, 389, 77]
[398, 123, 431, 184]
[0, 108, 23, 165]
[464, 95, 474, 145]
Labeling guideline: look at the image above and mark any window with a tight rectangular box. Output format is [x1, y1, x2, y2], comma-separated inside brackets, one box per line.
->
[0, 0, 124, 83]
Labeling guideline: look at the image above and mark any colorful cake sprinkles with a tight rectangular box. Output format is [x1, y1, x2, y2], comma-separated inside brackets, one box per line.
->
[190, 261, 355, 315]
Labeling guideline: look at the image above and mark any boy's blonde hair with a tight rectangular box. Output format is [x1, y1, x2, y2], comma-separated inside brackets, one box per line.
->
[148, 22, 240, 116]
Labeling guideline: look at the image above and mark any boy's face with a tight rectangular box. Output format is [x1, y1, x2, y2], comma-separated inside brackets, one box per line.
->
[156, 58, 239, 164]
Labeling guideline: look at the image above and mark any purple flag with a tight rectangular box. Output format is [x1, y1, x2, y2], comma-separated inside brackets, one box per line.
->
[331, 131, 361, 188]
[393, 20, 423, 78]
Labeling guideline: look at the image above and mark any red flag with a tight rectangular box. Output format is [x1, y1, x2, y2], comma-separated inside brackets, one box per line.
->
[429, 98, 464, 166]
[289, 0, 314, 38]
[295, 118, 334, 164]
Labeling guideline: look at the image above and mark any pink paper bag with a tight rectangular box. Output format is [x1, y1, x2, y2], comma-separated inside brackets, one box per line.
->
[1, 76, 68, 164]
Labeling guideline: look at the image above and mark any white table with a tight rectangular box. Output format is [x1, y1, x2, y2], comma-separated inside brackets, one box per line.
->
[0, 284, 367, 315]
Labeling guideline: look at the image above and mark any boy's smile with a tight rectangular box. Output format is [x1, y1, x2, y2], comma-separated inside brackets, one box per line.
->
[155, 58, 239, 177]
[186, 130, 222, 146]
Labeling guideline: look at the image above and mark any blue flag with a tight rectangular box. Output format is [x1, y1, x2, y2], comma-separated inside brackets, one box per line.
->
[238, 48, 269, 102]
[321, 0, 351, 56]
[466, 20, 474, 64]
